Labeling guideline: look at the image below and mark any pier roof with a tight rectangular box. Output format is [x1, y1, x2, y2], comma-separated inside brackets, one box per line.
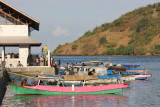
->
[0, 0, 39, 31]
[0, 36, 41, 46]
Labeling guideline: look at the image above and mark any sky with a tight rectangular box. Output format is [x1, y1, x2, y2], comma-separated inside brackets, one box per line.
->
[3, 0, 160, 53]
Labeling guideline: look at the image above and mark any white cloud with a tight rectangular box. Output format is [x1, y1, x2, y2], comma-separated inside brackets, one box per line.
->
[52, 26, 70, 37]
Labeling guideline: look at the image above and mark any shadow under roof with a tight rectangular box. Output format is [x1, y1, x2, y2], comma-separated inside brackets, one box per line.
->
[0, 36, 41, 46]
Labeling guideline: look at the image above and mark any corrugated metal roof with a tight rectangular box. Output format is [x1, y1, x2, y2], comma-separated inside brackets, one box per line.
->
[0, 36, 41, 46]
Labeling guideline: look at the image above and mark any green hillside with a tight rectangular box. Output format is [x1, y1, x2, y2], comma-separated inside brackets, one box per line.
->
[53, 3, 160, 56]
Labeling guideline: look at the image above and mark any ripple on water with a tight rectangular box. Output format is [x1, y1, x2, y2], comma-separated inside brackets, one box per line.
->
[3, 93, 129, 107]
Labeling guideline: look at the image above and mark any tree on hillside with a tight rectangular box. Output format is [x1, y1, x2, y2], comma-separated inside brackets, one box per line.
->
[150, 44, 160, 54]
[99, 37, 107, 44]
[136, 18, 150, 32]
[72, 44, 78, 50]
[106, 48, 115, 55]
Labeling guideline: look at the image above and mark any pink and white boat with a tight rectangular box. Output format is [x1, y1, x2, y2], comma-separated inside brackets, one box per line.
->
[133, 74, 152, 80]
[9, 83, 128, 95]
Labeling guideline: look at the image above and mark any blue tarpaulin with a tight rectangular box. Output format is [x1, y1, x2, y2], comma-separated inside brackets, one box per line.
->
[98, 74, 121, 79]
[107, 70, 113, 74]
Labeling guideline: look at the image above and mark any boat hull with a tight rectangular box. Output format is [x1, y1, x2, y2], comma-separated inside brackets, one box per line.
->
[135, 77, 147, 80]
[9, 85, 124, 95]
[134, 74, 152, 78]
[126, 68, 146, 73]
[126, 70, 145, 73]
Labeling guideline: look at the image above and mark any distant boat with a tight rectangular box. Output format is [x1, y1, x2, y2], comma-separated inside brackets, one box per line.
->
[9, 83, 128, 95]
[134, 74, 152, 80]
[122, 72, 152, 80]
[126, 68, 146, 73]
[122, 72, 140, 75]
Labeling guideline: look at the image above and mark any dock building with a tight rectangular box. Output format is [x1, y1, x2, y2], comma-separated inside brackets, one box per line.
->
[0, 1, 54, 75]
[0, 0, 41, 67]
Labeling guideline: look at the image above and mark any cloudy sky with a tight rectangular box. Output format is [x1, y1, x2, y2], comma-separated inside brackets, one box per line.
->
[3, 0, 160, 53]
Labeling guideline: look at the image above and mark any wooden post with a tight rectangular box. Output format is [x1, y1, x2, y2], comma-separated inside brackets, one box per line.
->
[83, 80, 86, 87]
[45, 50, 46, 66]
[1, 46, 5, 74]
[44, 45, 47, 66]
[72, 84, 75, 92]
[29, 46, 31, 55]
[48, 50, 50, 67]
[2, 46, 5, 61]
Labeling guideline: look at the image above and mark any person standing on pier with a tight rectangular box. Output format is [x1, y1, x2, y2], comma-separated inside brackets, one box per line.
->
[17, 61, 23, 67]
[36, 56, 39, 66]
[40, 55, 44, 66]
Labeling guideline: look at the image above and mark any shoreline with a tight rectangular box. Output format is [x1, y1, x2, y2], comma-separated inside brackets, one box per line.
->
[52, 55, 160, 57]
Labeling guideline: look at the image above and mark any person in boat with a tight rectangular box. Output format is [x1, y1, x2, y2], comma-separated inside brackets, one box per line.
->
[21, 78, 28, 87]
[65, 63, 69, 70]
[65, 69, 70, 75]
[52, 58, 55, 65]
[17, 61, 23, 67]
[88, 69, 95, 75]
[31, 75, 39, 86]
[58, 59, 61, 67]
[39, 80, 45, 85]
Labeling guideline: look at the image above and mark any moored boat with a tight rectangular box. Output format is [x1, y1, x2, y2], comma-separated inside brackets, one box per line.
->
[134, 74, 152, 80]
[8, 71, 134, 87]
[126, 68, 146, 73]
[122, 72, 152, 80]
[9, 83, 128, 95]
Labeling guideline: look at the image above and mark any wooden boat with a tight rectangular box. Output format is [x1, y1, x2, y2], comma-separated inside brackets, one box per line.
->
[8, 71, 134, 87]
[126, 68, 146, 73]
[122, 73, 152, 80]
[122, 71, 152, 80]
[45, 74, 121, 79]
[122, 64, 140, 68]
[134, 74, 152, 80]
[74, 60, 104, 66]
[9, 83, 128, 95]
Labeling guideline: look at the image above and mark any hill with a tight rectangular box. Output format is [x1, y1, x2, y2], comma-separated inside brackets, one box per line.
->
[53, 3, 160, 56]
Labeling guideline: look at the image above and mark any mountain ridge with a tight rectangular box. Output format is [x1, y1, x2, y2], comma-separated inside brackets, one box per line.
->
[53, 3, 160, 56]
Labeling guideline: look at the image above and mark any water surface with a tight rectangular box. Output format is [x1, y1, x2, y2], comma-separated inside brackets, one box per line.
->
[2, 56, 160, 107]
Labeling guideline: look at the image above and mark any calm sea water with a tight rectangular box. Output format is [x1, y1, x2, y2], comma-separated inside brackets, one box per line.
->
[1, 56, 160, 107]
